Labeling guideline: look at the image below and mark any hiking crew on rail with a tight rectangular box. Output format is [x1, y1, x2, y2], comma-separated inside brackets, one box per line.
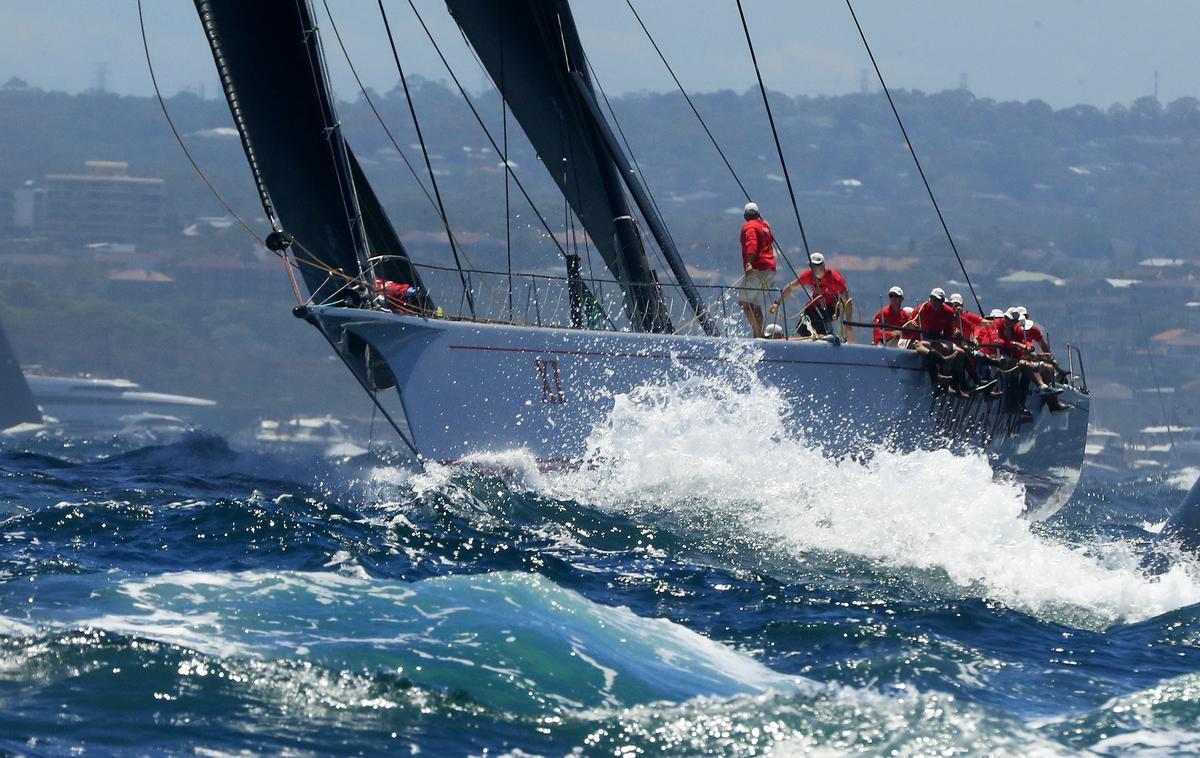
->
[740, 203, 1069, 411]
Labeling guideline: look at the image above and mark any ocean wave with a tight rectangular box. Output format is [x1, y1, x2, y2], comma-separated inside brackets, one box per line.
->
[0, 569, 803, 715]
[542, 368, 1200, 626]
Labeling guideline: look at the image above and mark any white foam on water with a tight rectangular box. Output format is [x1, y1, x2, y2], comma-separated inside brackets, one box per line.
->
[578, 685, 1071, 757]
[544, 369, 1200, 625]
[1169, 466, 1200, 491]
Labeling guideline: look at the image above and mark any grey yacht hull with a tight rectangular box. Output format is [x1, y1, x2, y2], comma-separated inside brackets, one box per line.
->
[311, 307, 1088, 520]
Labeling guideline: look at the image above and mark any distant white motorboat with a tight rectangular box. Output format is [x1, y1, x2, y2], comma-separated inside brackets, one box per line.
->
[254, 416, 367, 457]
[23, 372, 216, 434]
[1125, 425, 1200, 471]
[1083, 427, 1126, 473]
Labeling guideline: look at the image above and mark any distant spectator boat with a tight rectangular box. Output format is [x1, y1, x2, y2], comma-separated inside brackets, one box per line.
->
[1084, 427, 1126, 473]
[252, 416, 367, 458]
[23, 373, 215, 436]
[1126, 425, 1200, 471]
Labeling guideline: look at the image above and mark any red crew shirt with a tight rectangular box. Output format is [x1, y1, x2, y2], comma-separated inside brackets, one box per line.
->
[912, 300, 957, 340]
[1024, 322, 1049, 352]
[976, 320, 999, 355]
[796, 268, 848, 308]
[872, 304, 913, 344]
[994, 322, 1030, 359]
[955, 309, 983, 343]
[376, 278, 414, 313]
[740, 218, 776, 271]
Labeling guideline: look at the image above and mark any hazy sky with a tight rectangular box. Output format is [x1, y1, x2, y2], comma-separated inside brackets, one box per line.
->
[3, 1, 1196, 107]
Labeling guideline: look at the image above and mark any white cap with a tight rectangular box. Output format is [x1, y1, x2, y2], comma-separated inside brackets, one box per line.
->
[809, 252, 825, 265]
[1005, 307, 1021, 321]
[1016, 306, 1028, 317]
[930, 287, 946, 300]
[763, 323, 785, 338]
[989, 308, 1006, 318]
[888, 285, 904, 297]
[949, 293, 964, 305]
[744, 202, 759, 214]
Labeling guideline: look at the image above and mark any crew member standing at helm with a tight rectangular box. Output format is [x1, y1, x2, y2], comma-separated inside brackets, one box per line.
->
[737, 202, 776, 338]
[769, 252, 853, 340]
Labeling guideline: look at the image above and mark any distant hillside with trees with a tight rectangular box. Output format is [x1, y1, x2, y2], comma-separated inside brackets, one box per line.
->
[2, 79, 1199, 435]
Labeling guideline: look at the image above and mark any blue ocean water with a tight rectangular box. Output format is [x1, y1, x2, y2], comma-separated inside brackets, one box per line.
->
[3, 405, 1200, 754]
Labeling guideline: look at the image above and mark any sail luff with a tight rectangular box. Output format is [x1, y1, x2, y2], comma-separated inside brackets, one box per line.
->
[566, 74, 719, 336]
[300, 6, 374, 284]
[445, 0, 674, 332]
[194, 0, 382, 302]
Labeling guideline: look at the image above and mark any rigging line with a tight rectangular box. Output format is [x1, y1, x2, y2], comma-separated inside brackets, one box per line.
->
[295, 0, 373, 284]
[139, 1, 263, 249]
[627, 0, 749, 201]
[321, 0, 436, 215]
[735, 0, 812, 259]
[582, 49, 675, 253]
[406, 0, 573, 263]
[499, 5, 513, 318]
[624, 0, 800, 283]
[1133, 305, 1177, 458]
[324, 0, 507, 316]
[844, 0, 984, 315]
[142, 0, 356, 303]
[377, 0, 475, 317]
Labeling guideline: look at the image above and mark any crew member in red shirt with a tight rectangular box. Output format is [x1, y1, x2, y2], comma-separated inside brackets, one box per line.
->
[1016, 306, 1051, 353]
[949, 292, 983, 345]
[769, 252, 853, 340]
[906, 288, 969, 394]
[997, 308, 1061, 398]
[375, 278, 416, 313]
[906, 288, 958, 341]
[871, 285, 912, 346]
[994, 309, 1030, 360]
[976, 309, 1006, 356]
[737, 202, 776, 338]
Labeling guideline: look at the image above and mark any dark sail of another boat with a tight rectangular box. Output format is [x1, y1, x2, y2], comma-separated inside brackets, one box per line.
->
[179, 0, 1090, 518]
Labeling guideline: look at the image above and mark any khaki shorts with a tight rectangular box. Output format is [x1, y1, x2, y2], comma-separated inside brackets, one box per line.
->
[737, 269, 776, 309]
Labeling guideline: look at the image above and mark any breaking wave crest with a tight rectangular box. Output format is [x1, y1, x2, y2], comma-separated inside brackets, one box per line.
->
[544, 369, 1200, 626]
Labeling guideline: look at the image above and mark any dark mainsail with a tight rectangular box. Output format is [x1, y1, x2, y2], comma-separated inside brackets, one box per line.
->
[196, 0, 396, 303]
[0, 317, 40, 429]
[446, 0, 715, 334]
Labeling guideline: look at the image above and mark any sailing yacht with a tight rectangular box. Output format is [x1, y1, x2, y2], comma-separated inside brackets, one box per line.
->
[188, 0, 1090, 518]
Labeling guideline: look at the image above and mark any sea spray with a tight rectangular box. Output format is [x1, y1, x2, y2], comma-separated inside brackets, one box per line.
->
[546, 367, 1200, 625]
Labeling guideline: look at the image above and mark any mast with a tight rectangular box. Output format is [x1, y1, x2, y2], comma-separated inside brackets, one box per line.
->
[446, 0, 693, 333]
[194, 0, 425, 303]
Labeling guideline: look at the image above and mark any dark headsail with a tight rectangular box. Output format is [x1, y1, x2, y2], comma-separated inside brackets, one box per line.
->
[0, 317, 41, 429]
[196, 0, 421, 303]
[347, 147, 428, 308]
[446, 0, 715, 334]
